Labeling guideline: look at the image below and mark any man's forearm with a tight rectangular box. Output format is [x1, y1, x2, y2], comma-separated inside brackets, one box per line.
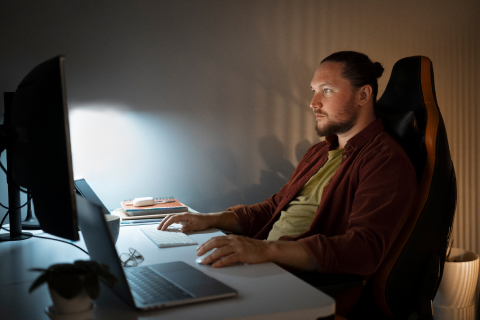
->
[208, 213, 318, 271]
[208, 211, 243, 234]
[267, 240, 319, 272]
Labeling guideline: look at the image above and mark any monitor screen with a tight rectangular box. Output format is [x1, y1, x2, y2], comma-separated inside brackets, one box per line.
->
[7, 56, 78, 241]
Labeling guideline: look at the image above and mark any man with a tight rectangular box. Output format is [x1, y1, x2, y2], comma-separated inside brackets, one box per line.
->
[158, 51, 417, 278]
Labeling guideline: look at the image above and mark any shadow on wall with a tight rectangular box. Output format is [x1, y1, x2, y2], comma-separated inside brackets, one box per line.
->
[190, 135, 314, 212]
[0, 1, 323, 217]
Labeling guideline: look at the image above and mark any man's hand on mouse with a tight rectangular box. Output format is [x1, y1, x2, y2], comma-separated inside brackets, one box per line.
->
[196, 234, 319, 271]
[196, 234, 271, 268]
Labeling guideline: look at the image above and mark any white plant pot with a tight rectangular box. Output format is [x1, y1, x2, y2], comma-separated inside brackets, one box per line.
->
[48, 286, 92, 314]
[433, 248, 479, 308]
[433, 304, 475, 320]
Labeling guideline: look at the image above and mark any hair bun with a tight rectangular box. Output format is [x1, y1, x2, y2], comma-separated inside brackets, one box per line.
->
[374, 62, 384, 78]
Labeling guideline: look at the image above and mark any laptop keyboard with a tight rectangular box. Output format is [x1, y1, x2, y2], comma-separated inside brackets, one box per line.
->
[140, 225, 197, 248]
[125, 267, 193, 304]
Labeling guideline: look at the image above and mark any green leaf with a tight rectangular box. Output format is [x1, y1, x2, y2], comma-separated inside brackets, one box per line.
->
[49, 263, 85, 275]
[28, 260, 119, 299]
[102, 273, 119, 289]
[29, 273, 48, 293]
[74, 260, 98, 268]
[97, 266, 119, 288]
[49, 274, 83, 299]
[83, 274, 100, 299]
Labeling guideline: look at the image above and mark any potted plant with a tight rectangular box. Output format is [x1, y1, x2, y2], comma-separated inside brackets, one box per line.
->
[29, 260, 119, 315]
[433, 248, 479, 309]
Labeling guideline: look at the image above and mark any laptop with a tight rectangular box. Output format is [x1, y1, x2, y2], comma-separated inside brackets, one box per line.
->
[74, 178, 111, 215]
[76, 195, 237, 310]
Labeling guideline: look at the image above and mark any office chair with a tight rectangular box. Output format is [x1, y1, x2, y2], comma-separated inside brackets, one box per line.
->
[299, 56, 457, 319]
[369, 55, 457, 319]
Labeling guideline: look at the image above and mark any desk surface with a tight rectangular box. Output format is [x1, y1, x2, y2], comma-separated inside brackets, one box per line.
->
[0, 224, 335, 320]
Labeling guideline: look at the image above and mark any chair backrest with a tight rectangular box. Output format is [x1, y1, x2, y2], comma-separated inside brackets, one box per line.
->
[371, 56, 457, 318]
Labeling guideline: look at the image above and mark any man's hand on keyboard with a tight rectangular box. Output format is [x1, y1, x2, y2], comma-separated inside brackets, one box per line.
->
[158, 211, 242, 234]
[158, 212, 213, 233]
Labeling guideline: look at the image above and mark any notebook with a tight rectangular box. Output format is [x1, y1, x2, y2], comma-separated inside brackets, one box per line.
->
[76, 195, 237, 310]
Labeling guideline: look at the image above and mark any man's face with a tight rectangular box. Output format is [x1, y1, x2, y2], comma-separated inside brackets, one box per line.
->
[309, 62, 359, 137]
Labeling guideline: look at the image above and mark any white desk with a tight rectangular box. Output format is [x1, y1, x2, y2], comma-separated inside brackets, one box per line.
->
[0, 224, 335, 320]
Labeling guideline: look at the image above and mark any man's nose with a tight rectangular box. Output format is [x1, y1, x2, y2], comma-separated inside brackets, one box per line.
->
[310, 93, 322, 109]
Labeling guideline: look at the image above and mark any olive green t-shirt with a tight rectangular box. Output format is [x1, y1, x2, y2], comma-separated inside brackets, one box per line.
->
[267, 148, 344, 241]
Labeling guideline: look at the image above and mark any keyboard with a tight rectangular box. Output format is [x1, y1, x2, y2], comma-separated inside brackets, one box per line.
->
[140, 225, 197, 248]
[125, 267, 193, 304]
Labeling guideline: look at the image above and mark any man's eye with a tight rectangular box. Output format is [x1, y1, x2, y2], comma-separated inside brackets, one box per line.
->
[324, 89, 332, 94]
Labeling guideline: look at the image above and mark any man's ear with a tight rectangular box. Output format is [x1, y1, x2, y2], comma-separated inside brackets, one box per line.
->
[358, 85, 373, 107]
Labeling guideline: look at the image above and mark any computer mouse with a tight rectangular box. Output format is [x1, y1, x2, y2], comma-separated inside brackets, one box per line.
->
[195, 251, 215, 265]
[132, 197, 154, 207]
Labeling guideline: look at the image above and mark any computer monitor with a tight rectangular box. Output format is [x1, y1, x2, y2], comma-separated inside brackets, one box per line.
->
[0, 56, 78, 241]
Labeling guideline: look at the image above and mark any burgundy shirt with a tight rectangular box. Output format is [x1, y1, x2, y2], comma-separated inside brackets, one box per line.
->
[230, 119, 417, 276]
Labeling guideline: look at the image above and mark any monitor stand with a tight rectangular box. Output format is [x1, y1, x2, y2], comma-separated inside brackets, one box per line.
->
[0, 92, 32, 241]
[0, 183, 33, 241]
[22, 191, 41, 230]
[22, 217, 41, 230]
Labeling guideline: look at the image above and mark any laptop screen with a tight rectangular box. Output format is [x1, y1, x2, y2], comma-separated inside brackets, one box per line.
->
[74, 178, 110, 214]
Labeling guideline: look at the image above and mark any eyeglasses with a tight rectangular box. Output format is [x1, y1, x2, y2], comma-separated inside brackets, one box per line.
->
[120, 248, 145, 267]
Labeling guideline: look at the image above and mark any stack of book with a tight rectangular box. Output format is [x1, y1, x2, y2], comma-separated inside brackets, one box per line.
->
[115, 198, 188, 222]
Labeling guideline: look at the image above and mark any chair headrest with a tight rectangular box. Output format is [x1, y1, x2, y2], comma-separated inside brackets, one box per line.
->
[376, 56, 431, 182]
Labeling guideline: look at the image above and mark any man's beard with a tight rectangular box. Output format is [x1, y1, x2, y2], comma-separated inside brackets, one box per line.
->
[314, 103, 358, 137]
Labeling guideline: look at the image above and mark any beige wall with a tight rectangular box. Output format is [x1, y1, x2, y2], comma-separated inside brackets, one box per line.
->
[285, 0, 480, 253]
[1, 0, 479, 253]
